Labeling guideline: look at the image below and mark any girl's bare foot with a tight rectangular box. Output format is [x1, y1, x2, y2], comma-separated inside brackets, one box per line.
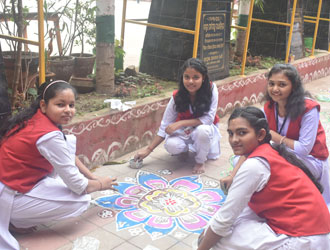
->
[9, 223, 37, 234]
[192, 163, 205, 174]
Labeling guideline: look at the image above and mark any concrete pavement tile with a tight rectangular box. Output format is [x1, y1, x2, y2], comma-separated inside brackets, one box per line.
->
[102, 220, 136, 241]
[128, 234, 178, 249]
[16, 227, 70, 250]
[80, 205, 116, 227]
[93, 164, 124, 177]
[84, 228, 126, 250]
[116, 169, 141, 181]
[203, 164, 223, 181]
[166, 241, 193, 250]
[181, 232, 199, 249]
[164, 165, 197, 179]
[112, 242, 142, 250]
[49, 216, 98, 241]
[142, 157, 193, 174]
[54, 243, 73, 250]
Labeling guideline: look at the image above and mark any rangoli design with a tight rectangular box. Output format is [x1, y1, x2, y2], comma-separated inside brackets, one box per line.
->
[94, 170, 226, 240]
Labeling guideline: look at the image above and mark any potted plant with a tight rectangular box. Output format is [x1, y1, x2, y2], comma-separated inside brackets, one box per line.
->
[70, 0, 96, 78]
[46, 0, 76, 81]
[0, 0, 40, 107]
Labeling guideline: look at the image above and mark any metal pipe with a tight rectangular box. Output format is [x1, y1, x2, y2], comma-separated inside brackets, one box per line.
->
[0, 34, 39, 46]
[38, 0, 45, 85]
[311, 0, 323, 57]
[230, 25, 247, 30]
[304, 19, 317, 24]
[240, 0, 255, 76]
[120, 0, 128, 47]
[285, 0, 297, 63]
[125, 20, 195, 34]
[193, 0, 203, 58]
[252, 18, 291, 27]
[304, 15, 330, 22]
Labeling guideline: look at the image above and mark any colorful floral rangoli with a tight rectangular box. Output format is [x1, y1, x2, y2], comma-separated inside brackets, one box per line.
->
[94, 170, 226, 240]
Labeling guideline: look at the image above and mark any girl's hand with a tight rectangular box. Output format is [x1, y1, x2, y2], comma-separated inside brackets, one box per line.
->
[165, 122, 182, 135]
[98, 176, 118, 191]
[220, 175, 233, 194]
[198, 229, 205, 247]
[134, 147, 152, 161]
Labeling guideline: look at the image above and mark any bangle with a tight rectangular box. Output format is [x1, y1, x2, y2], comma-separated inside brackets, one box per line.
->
[147, 146, 153, 152]
[280, 136, 286, 145]
[97, 179, 103, 190]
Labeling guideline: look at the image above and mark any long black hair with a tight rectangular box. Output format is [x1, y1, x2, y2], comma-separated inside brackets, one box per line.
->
[0, 80, 77, 142]
[174, 58, 212, 117]
[264, 64, 312, 120]
[228, 106, 323, 193]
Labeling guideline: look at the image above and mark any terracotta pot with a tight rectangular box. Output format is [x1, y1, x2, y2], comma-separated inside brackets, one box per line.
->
[71, 53, 96, 78]
[49, 56, 75, 82]
[70, 76, 95, 93]
[2, 51, 39, 91]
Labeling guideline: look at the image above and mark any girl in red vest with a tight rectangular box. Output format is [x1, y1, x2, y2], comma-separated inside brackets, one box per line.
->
[0, 81, 118, 250]
[134, 58, 221, 174]
[198, 106, 330, 250]
[221, 64, 330, 209]
[263, 64, 330, 208]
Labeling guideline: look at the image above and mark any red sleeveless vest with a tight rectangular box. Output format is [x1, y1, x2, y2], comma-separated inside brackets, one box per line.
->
[173, 83, 219, 124]
[248, 143, 330, 236]
[264, 99, 329, 160]
[0, 109, 60, 193]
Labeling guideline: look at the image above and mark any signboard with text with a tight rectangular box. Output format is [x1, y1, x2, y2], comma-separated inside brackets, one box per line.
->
[200, 11, 227, 81]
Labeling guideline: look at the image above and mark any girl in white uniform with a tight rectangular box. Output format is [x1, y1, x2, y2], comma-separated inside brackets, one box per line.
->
[198, 106, 330, 250]
[134, 58, 221, 174]
[0, 81, 118, 250]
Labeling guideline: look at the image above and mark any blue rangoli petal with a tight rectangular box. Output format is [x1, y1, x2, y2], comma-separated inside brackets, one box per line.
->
[195, 189, 226, 204]
[169, 175, 203, 192]
[137, 170, 169, 190]
[114, 182, 136, 195]
[176, 214, 208, 234]
[94, 195, 138, 210]
[144, 216, 177, 240]
[116, 208, 151, 230]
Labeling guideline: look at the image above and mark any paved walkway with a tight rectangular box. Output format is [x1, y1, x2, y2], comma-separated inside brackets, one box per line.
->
[16, 75, 330, 250]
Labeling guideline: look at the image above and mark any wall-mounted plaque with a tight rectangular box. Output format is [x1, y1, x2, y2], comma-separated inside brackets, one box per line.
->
[200, 11, 226, 80]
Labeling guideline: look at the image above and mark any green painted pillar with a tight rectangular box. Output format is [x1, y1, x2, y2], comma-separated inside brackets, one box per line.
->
[95, 0, 115, 94]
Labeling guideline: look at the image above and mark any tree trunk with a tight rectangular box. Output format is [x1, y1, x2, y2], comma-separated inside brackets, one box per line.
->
[235, 0, 251, 57]
[11, 0, 23, 107]
[95, 0, 115, 95]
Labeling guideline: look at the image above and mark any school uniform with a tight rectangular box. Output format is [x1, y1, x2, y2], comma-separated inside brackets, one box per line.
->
[208, 144, 330, 249]
[264, 99, 330, 208]
[158, 83, 221, 164]
[0, 109, 90, 250]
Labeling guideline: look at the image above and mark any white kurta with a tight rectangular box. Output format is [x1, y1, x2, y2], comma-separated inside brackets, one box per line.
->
[158, 84, 221, 163]
[208, 157, 330, 250]
[0, 132, 90, 250]
[264, 104, 330, 208]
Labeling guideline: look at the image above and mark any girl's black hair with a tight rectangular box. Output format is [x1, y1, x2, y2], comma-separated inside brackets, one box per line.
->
[228, 106, 323, 193]
[0, 80, 77, 142]
[264, 64, 312, 120]
[174, 58, 212, 117]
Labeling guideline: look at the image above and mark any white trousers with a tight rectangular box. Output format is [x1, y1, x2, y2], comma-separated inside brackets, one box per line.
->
[164, 124, 221, 164]
[211, 206, 330, 250]
[0, 178, 90, 250]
